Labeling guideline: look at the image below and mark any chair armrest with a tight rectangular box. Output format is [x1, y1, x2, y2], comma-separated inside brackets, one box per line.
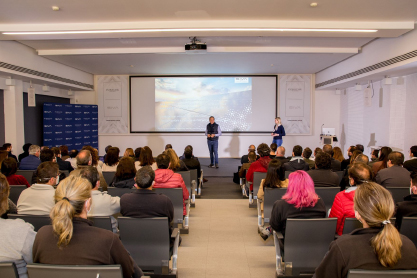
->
[171, 228, 180, 275]
[257, 199, 263, 226]
[171, 228, 179, 239]
[273, 230, 284, 276]
[191, 180, 196, 204]
[275, 231, 284, 239]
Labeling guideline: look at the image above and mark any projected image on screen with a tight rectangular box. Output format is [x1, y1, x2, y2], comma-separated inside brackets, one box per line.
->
[155, 77, 252, 132]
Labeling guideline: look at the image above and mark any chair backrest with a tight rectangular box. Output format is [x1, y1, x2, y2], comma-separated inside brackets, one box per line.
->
[61, 170, 70, 177]
[118, 217, 169, 274]
[386, 187, 410, 204]
[107, 187, 132, 198]
[9, 185, 27, 204]
[27, 264, 123, 278]
[343, 218, 362, 234]
[7, 214, 51, 232]
[176, 171, 191, 197]
[284, 218, 337, 272]
[347, 269, 417, 278]
[253, 172, 267, 197]
[102, 171, 115, 185]
[88, 216, 113, 232]
[335, 171, 344, 184]
[189, 169, 197, 184]
[153, 188, 183, 224]
[285, 171, 292, 179]
[264, 187, 287, 223]
[15, 170, 34, 185]
[399, 217, 417, 247]
[315, 187, 340, 212]
[0, 262, 18, 278]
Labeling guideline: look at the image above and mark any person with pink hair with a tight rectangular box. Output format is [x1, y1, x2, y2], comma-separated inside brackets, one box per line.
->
[260, 170, 326, 243]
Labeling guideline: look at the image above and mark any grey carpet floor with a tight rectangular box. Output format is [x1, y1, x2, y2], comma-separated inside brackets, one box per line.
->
[199, 158, 241, 177]
[200, 177, 243, 199]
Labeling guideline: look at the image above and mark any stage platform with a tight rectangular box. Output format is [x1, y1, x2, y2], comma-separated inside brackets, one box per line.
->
[199, 158, 241, 177]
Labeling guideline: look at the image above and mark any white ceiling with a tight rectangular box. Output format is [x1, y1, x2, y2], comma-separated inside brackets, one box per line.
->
[1, 0, 416, 76]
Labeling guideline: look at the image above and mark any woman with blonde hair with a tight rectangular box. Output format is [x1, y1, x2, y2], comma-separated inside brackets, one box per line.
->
[315, 182, 417, 278]
[271, 117, 286, 147]
[32, 175, 142, 278]
[165, 148, 188, 172]
[333, 146, 345, 162]
[124, 148, 134, 158]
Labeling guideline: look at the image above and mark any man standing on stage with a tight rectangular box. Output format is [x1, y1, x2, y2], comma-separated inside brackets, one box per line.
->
[205, 116, 222, 168]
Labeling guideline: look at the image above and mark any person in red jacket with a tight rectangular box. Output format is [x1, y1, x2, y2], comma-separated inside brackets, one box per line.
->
[246, 143, 272, 191]
[153, 153, 189, 215]
[1, 158, 30, 187]
[329, 162, 372, 235]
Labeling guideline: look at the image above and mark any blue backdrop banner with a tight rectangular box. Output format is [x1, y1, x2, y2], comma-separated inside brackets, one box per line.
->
[43, 103, 98, 150]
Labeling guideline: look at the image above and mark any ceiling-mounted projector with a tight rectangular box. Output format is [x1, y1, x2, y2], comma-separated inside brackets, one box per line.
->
[185, 37, 207, 54]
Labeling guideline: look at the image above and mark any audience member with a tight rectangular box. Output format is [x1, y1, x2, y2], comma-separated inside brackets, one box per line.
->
[274, 146, 289, 164]
[17, 162, 58, 215]
[40, 146, 49, 151]
[341, 145, 356, 170]
[404, 145, 417, 173]
[110, 157, 137, 188]
[302, 147, 315, 169]
[333, 146, 344, 162]
[179, 145, 198, 161]
[395, 171, 417, 229]
[262, 171, 326, 244]
[3, 143, 17, 162]
[30, 148, 67, 185]
[153, 154, 189, 215]
[241, 145, 257, 164]
[0, 173, 36, 278]
[103, 145, 112, 162]
[165, 148, 188, 172]
[246, 143, 272, 191]
[134, 147, 142, 163]
[340, 154, 369, 191]
[82, 145, 103, 172]
[372, 146, 392, 176]
[102, 147, 120, 171]
[51, 147, 74, 172]
[19, 145, 41, 170]
[257, 159, 288, 206]
[269, 143, 277, 159]
[369, 149, 379, 168]
[135, 146, 157, 171]
[375, 151, 410, 188]
[1, 158, 30, 187]
[165, 144, 172, 150]
[329, 162, 372, 235]
[312, 147, 322, 161]
[182, 146, 201, 180]
[75, 150, 108, 191]
[282, 145, 309, 172]
[355, 144, 364, 153]
[124, 148, 134, 158]
[314, 182, 417, 278]
[66, 149, 79, 169]
[307, 152, 339, 187]
[322, 144, 342, 171]
[59, 145, 70, 161]
[32, 175, 142, 278]
[18, 143, 32, 162]
[355, 154, 369, 164]
[239, 151, 256, 179]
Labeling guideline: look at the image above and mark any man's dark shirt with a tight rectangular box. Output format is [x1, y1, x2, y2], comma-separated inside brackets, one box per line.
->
[182, 157, 201, 179]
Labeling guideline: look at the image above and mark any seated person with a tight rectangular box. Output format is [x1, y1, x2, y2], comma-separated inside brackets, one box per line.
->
[404, 145, 417, 173]
[333, 146, 345, 163]
[51, 147, 74, 172]
[165, 144, 172, 150]
[179, 145, 199, 161]
[340, 153, 369, 191]
[329, 162, 372, 235]
[3, 143, 17, 162]
[124, 148, 135, 158]
[303, 147, 315, 169]
[110, 157, 136, 188]
[154, 154, 189, 216]
[18, 143, 32, 162]
[322, 144, 342, 171]
[372, 146, 392, 176]
[66, 149, 78, 169]
[1, 157, 30, 187]
[395, 171, 417, 229]
[246, 143, 272, 191]
[18, 144, 41, 170]
[60, 145, 70, 161]
[376, 151, 411, 188]
[30, 149, 66, 185]
[182, 146, 201, 180]
[101, 147, 120, 172]
[314, 182, 417, 278]
[368, 149, 379, 168]
[274, 146, 289, 165]
[135, 146, 157, 171]
[239, 151, 256, 178]
[0, 173, 36, 278]
[74, 150, 108, 191]
[282, 145, 309, 172]
[313, 147, 323, 161]
[241, 145, 258, 164]
[165, 148, 188, 172]
[17, 161, 58, 215]
[261, 170, 326, 243]
[307, 152, 339, 187]
[32, 175, 142, 278]
[269, 143, 277, 159]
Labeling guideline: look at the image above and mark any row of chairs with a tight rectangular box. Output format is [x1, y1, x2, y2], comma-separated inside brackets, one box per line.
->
[15, 170, 70, 186]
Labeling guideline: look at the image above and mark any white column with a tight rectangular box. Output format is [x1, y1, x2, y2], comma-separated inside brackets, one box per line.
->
[4, 80, 25, 148]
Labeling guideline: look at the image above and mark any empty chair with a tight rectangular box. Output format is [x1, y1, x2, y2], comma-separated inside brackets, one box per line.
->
[61, 170, 70, 177]
[273, 218, 337, 276]
[315, 187, 340, 212]
[342, 218, 362, 234]
[347, 269, 417, 277]
[387, 187, 410, 204]
[153, 188, 189, 232]
[27, 264, 123, 278]
[7, 214, 50, 232]
[399, 217, 417, 247]
[263, 187, 287, 225]
[8, 185, 26, 204]
[249, 172, 267, 206]
[88, 216, 114, 232]
[0, 262, 18, 278]
[107, 187, 132, 198]
[15, 170, 34, 185]
[102, 172, 115, 186]
[118, 217, 179, 276]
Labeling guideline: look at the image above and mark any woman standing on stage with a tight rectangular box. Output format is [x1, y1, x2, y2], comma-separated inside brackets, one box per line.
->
[272, 117, 285, 147]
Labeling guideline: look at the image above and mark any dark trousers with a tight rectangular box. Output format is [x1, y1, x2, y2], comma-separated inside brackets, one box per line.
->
[207, 140, 219, 165]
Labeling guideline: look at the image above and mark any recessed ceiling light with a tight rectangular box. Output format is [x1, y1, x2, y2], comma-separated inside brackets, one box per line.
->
[52, 6, 60, 11]
[310, 3, 318, 7]
[130, 65, 134, 68]
[2, 28, 378, 35]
